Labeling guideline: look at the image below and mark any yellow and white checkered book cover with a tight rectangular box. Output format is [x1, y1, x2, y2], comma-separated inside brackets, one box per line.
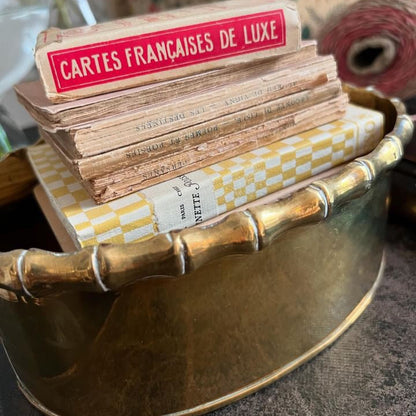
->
[28, 104, 383, 249]
[202, 104, 383, 213]
[28, 145, 156, 248]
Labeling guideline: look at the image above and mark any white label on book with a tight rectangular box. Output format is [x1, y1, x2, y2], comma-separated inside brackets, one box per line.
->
[141, 170, 218, 233]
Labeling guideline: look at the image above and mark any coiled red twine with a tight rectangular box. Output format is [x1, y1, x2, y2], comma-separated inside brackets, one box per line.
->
[319, 0, 416, 99]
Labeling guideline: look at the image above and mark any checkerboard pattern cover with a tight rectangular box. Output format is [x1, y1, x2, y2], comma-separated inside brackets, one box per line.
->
[28, 104, 384, 248]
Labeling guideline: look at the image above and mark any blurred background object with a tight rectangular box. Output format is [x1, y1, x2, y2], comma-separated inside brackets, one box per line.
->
[51, 0, 97, 27]
[106, 0, 216, 18]
[0, 108, 31, 160]
[0, 0, 50, 157]
[0, 0, 50, 98]
[295, 0, 416, 224]
[295, 0, 360, 40]
[0, 0, 100, 158]
[317, 0, 416, 100]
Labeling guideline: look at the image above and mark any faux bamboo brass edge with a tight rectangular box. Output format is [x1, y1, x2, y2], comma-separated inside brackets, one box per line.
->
[0, 86, 413, 300]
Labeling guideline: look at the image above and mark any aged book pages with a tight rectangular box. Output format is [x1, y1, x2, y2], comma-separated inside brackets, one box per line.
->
[86, 94, 349, 202]
[27, 104, 385, 247]
[49, 56, 339, 158]
[16, 41, 317, 129]
[35, 0, 301, 102]
[42, 80, 343, 180]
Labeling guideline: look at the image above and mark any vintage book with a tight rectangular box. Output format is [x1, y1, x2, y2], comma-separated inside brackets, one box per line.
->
[35, 0, 301, 102]
[86, 94, 349, 203]
[33, 167, 343, 253]
[41, 79, 343, 180]
[16, 41, 317, 130]
[45, 93, 349, 203]
[27, 104, 385, 248]
[44, 55, 339, 158]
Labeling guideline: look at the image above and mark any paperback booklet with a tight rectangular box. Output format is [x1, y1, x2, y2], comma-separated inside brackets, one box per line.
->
[16, 41, 317, 130]
[41, 54, 339, 158]
[35, 0, 301, 102]
[41, 79, 343, 180]
[27, 104, 384, 248]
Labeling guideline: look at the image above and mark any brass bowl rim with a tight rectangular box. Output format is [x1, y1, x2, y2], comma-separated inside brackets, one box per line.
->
[0, 85, 414, 300]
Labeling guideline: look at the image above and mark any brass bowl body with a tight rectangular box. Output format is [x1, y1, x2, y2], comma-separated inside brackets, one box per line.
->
[0, 87, 413, 416]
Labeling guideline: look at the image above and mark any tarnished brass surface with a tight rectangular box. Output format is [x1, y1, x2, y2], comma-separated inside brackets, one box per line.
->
[17, 252, 386, 416]
[1, 178, 389, 416]
[0, 87, 413, 416]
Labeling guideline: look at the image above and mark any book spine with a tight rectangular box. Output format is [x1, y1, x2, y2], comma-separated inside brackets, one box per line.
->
[89, 94, 349, 203]
[56, 57, 337, 157]
[63, 80, 342, 179]
[36, 0, 300, 103]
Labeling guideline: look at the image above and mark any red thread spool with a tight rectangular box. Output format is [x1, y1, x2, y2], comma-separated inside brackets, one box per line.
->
[319, 0, 416, 99]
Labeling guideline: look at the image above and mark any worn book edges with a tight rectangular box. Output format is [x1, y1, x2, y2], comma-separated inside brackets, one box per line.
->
[27, 104, 384, 248]
[35, 0, 301, 102]
[42, 55, 338, 159]
[41, 79, 343, 180]
[16, 41, 316, 129]
[87, 94, 349, 203]
[43, 92, 348, 203]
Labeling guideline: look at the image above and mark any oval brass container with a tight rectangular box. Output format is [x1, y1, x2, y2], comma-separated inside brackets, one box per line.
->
[0, 87, 413, 416]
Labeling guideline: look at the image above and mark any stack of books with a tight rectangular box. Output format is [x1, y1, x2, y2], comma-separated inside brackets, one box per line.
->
[28, 103, 384, 250]
[16, 0, 385, 249]
[17, 0, 349, 203]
